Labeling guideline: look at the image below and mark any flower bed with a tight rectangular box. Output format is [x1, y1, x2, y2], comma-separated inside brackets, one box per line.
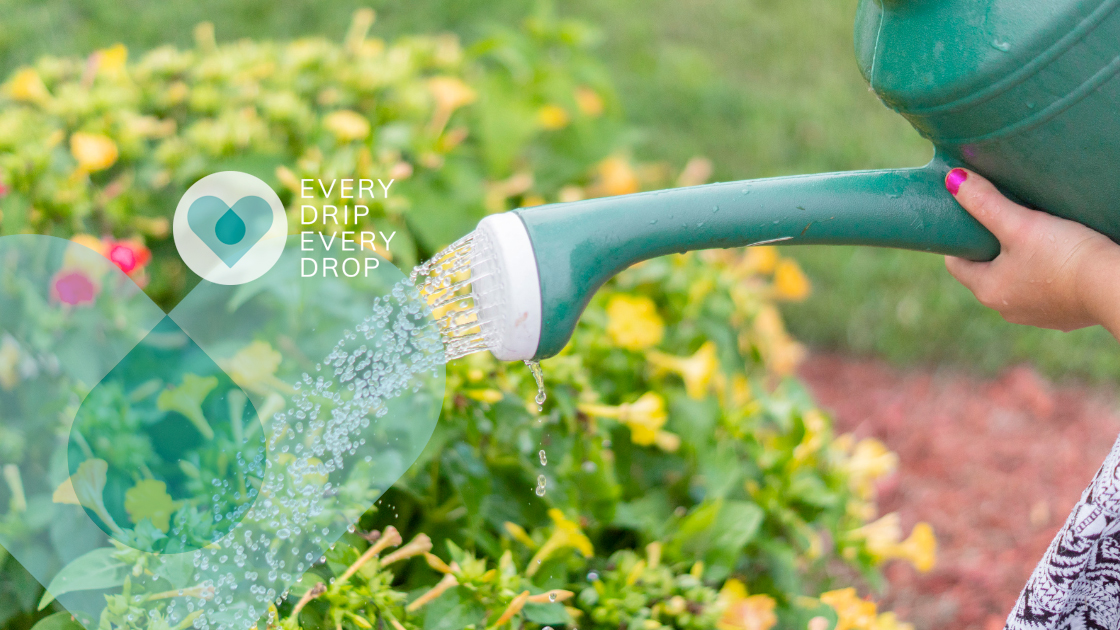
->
[1, 10, 931, 630]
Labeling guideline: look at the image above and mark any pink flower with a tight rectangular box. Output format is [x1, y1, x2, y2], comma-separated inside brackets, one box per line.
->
[51, 270, 98, 306]
[105, 239, 151, 276]
[0, 182, 8, 198]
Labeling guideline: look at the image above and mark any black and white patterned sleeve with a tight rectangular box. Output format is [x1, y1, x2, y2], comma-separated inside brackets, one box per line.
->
[1005, 433, 1120, 630]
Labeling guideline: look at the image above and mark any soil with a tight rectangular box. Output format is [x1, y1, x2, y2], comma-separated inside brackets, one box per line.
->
[799, 354, 1120, 630]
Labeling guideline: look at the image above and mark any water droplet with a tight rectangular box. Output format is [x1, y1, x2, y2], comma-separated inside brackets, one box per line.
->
[215, 208, 247, 245]
[649, 219, 658, 225]
[587, 571, 599, 581]
[549, 592, 558, 602]
[539, 450, 547, 466]
[524, 360, 546, 406]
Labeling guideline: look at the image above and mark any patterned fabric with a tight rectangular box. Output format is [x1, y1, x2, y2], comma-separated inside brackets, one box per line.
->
[1006, 433, 1120, 629]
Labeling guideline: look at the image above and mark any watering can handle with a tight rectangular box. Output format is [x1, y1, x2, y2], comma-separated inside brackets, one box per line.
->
[514, 151, 1000, 358]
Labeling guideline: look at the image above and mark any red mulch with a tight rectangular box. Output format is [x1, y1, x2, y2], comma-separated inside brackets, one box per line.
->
[799, 353, 1120, 630]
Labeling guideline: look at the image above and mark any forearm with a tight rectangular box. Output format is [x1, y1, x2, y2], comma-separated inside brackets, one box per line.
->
[1079, 243, 1120, 342]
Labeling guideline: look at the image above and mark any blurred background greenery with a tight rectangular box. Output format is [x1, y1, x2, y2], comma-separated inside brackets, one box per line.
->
[1, 0, 1117, 379]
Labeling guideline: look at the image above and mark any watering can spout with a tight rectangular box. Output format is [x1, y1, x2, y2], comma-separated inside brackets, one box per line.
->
[512, 152, 999, 358]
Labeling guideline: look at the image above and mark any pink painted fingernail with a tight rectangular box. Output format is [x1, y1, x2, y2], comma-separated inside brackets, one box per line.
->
[946, 168, 968, 195]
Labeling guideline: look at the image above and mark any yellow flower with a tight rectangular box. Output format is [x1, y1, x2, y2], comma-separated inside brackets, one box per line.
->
[428, 76, 477, 112]
[851, 512, 902, 557]
[717, 579, 778, 630]
[65, 459, 123, 535]
[751, 305, 806, 376]
[743, 246, 779, 275]
[537, 104, 570, 130]
[874, 612, 914, 630]
[97, 44, 128, 75]
[465, 388, 503, 404]
[844, 437, 898, 500]
[324, 110, 371, 142]
[69, 234, 107, 256]
[606, 294, 664, 350]
[773, 259, 811, 301]
[124, 479, 180, 532]
[580, 392, 679, 451]
[594, 155, 640, 196]
[6, 68, 50, 103]
[647, 341, 719, 400]
[157, 374, 218, 440]
[820, 588, 878, 630]
[223, 340, 284, 394]
[574, 86, 604, 117]
[526, 509, 593, 576]
[895, 522, 936, 573]
[70, 132, 119, 173]
[0, 335, 21, 390]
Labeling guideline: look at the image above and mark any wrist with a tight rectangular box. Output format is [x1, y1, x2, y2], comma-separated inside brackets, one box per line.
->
[1078, 239, 1120, 336]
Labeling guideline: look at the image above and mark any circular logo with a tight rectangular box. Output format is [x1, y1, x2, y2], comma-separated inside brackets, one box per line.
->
[173, 171, 287, 285]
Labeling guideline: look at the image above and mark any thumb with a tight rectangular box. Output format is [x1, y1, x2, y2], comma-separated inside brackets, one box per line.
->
[945, 168, 1033, 244]
[944, 254, 988, 293]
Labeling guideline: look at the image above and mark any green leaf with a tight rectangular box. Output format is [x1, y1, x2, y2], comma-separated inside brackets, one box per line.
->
[38, 548, 126, 610]
[668, 499, 764, 572]
[420, 586, 487, 630]
[523, 601, 573, 626]
[30, 612, 85, 630]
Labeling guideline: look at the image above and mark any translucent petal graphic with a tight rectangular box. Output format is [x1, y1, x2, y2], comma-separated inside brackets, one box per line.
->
[0, 235, 446, 629]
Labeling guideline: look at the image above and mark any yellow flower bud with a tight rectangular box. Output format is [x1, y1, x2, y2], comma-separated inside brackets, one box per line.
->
[407, 572, 457, 611]
[381, 533, 433, 565]
[493, 590, 530, 627]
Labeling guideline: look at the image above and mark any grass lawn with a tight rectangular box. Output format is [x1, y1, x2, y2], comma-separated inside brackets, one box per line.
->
[3, 0, 1118, 382]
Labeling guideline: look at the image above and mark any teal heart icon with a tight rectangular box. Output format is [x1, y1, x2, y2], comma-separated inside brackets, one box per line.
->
[0, 235, 445, 629]
[186, 196, 274, 267]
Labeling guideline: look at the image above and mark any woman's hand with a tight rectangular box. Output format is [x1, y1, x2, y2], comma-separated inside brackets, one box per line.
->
[944, 168, 1120, 335]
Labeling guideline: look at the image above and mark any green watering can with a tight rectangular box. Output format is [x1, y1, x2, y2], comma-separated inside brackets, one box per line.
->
[429, 0, 1120, 362]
